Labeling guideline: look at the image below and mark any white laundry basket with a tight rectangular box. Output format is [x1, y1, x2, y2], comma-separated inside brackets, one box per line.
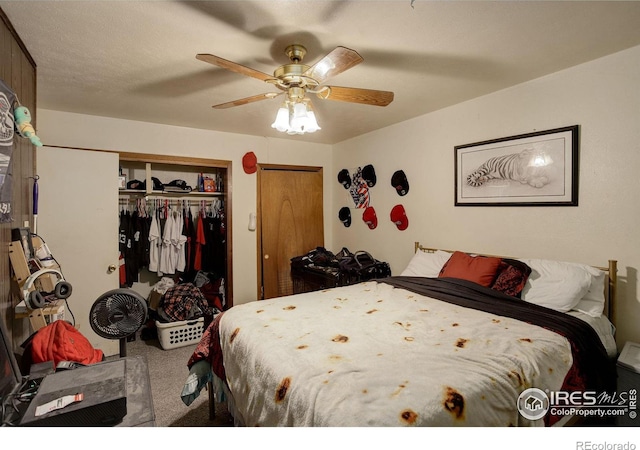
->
[156, 317, 205, 350]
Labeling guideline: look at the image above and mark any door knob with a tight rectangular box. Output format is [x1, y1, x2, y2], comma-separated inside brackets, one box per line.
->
[264, 254, 270, 260]
[107, 264, 117, 274]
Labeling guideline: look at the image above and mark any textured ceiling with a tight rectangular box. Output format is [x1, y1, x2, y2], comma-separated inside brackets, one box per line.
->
[2, 1, 640, 145]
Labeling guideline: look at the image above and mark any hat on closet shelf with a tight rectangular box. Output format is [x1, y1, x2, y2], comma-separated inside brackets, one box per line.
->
[126, 179, 145, 190]
[164, 179, 192, 192]
[143, 177, 164, 191]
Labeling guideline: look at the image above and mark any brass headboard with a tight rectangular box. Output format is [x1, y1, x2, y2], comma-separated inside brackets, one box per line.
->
[414, 242, 617, 326]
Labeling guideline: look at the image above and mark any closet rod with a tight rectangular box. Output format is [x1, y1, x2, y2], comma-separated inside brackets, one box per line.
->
[119, 195, 224, 201]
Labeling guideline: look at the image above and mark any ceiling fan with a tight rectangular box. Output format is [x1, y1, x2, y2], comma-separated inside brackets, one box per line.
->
[196, 44, 394, 110]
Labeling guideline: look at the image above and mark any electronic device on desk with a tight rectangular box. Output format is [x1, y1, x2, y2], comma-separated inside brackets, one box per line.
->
[19, 359, 128, 427]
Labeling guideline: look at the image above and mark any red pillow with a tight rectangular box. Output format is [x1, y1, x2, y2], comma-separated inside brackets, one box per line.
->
[491, 259, 532, 298]
[438, 251, 502, 287]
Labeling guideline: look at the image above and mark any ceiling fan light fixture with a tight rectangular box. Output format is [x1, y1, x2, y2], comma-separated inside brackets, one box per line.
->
[271, 102, 290, 132]
[271, 99, 321, 135]
[291, 102, 309, 125]
[302, 100, 321, 133]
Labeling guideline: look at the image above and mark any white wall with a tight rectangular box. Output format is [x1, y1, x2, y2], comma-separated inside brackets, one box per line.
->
[35, 111, 332, 307]
[332, 45, 640, 349]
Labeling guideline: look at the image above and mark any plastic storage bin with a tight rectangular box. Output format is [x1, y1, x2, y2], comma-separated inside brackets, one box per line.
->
[156, 317, 205, 350]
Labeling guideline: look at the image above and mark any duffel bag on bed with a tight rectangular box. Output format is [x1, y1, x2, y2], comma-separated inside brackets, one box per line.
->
[338, 250, 391, 282]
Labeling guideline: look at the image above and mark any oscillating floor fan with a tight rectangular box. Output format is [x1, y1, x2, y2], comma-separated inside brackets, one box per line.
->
[89, 288, 148, 357]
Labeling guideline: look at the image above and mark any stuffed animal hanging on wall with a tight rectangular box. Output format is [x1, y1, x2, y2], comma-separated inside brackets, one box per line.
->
[14, 105, 42, 146]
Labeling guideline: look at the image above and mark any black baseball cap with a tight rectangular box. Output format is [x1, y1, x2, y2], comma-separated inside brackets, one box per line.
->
[338, 169, 351, 189]
[362, 164, 377, 188]
[391, 170, 409, 196]
[338, 207, 351, 227]
[126, 179, 144, 190]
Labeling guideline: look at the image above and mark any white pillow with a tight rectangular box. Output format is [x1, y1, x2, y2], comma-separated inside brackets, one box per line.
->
[573, 266, 606, 317]
[401, 250, 452, 278]
[518, 258, 592, 312]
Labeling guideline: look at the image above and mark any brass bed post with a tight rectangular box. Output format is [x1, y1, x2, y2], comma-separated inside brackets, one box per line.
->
[607, 259, 617, 328]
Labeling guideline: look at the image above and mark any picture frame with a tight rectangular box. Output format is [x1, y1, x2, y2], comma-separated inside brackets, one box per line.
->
[455, 125, 579, 206]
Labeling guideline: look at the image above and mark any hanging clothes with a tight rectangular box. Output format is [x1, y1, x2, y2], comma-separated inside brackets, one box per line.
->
[158, 207, 174, 275]
[193, 210, 206, 271]
[201, 215, 223, 275]
[172, 209, 187, 273]
[117, 195, 226, 310]
[183, 205, 195, 275]
[119, 209, 139, 287]
[148, 208, 161, 274]
[135, 200, 152, 270]
[198, 199, 226, 277]
[159, 208, 187, 275]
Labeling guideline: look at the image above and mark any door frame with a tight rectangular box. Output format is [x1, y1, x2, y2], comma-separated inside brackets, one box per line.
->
[256, 163, 323, 300]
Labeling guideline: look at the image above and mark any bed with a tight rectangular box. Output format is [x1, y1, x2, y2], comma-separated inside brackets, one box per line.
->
[183, 242, 618, 427]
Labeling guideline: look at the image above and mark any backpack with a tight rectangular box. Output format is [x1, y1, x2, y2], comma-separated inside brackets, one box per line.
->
[27, 320, 104, 367]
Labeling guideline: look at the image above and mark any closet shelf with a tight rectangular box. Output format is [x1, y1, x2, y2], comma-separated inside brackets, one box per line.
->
[119, 189, 224, 197]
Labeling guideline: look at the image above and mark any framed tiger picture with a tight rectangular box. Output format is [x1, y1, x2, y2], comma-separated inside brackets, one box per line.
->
[454, 125, 579, 206]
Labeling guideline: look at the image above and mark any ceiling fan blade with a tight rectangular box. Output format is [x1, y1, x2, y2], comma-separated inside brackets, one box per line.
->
[196, 54, 275, 83]
[212, 92, 282, 109]
[316, 86, 394, 107]
[304, 47, 363, 83]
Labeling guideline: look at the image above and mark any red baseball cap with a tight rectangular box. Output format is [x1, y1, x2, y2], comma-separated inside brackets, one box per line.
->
[242, 151, 257, 174]
[390, 204, 408, 230]
[362, 206, 378, 230]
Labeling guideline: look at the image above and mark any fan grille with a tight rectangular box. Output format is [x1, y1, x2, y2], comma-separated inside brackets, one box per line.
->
[90, 289, 147, 339]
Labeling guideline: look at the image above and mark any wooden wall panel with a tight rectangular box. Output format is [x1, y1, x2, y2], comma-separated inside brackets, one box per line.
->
[0, 7, 37, 353]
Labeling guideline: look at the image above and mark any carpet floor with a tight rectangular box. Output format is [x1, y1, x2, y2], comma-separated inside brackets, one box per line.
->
[125, 333, 233, 427]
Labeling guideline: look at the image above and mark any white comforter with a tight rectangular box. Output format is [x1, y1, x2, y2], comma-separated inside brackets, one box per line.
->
[219, 280, 575, 426]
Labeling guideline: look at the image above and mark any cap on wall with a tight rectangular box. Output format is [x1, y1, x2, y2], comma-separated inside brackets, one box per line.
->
[337, 169, 351, 189]
[242, 151, 257, 174]
[391, 170, 409, 196]
[362, 206, 378, 230]
[390, 204, 409, 230]
[362, 164, 377, 188]
[339, 207, 351, 227]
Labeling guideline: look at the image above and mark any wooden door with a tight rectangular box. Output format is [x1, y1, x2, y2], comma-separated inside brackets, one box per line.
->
[258, 166, 323, 299]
